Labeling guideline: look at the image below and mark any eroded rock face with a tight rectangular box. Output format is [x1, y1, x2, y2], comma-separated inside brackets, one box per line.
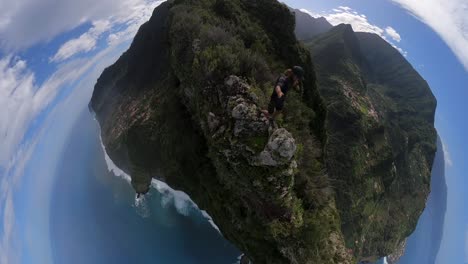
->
[225, 77, 269, 136]
[256, 128, 297, 167]
[207, 75, 298, 185]
[267, 129, 297, 160]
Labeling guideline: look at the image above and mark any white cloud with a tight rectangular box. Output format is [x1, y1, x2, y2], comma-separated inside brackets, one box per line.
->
[391, 43, 408, 57]
[0, 53, 101, 263]
[338, 6, 352, 12]
[441, 140, 453, 167]
[0, 52, 107, 169]
[0, 57, 36, 167]
[0, 0, 162, 51]
[0, 43, 133, 264]
[0, 192, 17, 264]
[323, 7, 385, 36]
[51, 34, 97, 62]
[50, 20, 111, 62]
[302, 6, 407, 56]
[390, 0, 468, 71]
[386, 26, 402, 42]
[0, 0, 118, 50]
[107, 0, 165, 46]
[50, 0, 164, 61]
[299, 8, 318, 19]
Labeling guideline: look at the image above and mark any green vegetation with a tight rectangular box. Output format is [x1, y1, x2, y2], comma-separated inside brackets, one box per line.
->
[90, 1, 436, 263]
[91, 1, 348, 263]
[304, 24, 437, 259]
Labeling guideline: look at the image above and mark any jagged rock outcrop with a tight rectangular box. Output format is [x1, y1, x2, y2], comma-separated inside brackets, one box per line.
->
[91, 1, 437, 263]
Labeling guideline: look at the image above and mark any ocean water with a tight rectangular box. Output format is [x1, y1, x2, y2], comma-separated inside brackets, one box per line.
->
[48, 110, 240, 264]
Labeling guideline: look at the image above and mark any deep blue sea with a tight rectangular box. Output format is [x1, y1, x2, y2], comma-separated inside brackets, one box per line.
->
[48, 110, 240, 264]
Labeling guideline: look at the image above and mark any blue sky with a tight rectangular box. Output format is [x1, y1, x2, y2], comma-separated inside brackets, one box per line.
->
[0, 0, 467, 263]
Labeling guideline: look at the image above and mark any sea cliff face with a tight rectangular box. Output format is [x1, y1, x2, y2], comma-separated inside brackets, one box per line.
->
[397, 136, 447, 264]
[90, 1, 437, 263]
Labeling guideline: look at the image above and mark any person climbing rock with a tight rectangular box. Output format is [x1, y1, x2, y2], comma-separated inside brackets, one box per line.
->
[262, 66, 304, 121]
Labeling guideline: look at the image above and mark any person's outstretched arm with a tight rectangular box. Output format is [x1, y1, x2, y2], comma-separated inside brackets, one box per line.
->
[275, 85, 284, 98]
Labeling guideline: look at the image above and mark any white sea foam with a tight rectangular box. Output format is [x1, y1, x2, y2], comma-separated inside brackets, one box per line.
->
[97, 126, 222, 233]
[151, 179, 195, 216]
[99, 134, 132, 183]
[200, 210, 221, 233]
[134, 193, 151, 218]
[151, 179, 221, 233]
[234, 254, 243, 264]
[383, 257, 388, 264]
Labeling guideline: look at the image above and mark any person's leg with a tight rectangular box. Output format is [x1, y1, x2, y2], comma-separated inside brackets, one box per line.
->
[263, 98, 276, 118]
[272, 110, 282, 120]
[271, 97, 285, 120]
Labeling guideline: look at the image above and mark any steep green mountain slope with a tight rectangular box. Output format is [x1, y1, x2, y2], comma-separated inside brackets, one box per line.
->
[303, 24, 437, 260]
[91, 1, 436, 263]
[92, 1, 349, 263]
[291, 9, 332, 41]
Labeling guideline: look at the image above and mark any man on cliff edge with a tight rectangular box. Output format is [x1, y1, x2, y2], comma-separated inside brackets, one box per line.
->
[262, 66, 304, 121]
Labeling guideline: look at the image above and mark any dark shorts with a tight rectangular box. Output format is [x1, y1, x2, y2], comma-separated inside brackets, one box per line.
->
[268, 96, 285, 114]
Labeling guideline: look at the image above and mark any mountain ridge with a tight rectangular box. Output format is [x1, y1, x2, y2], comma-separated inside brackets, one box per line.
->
[299, 17, 437, 261]
[291, 8, 333, 41]
[91, 2, 437, 263]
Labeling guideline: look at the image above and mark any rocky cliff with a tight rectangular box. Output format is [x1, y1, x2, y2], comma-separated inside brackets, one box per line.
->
[397, 136, 447, 264]
[91, 1, 437, 263]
